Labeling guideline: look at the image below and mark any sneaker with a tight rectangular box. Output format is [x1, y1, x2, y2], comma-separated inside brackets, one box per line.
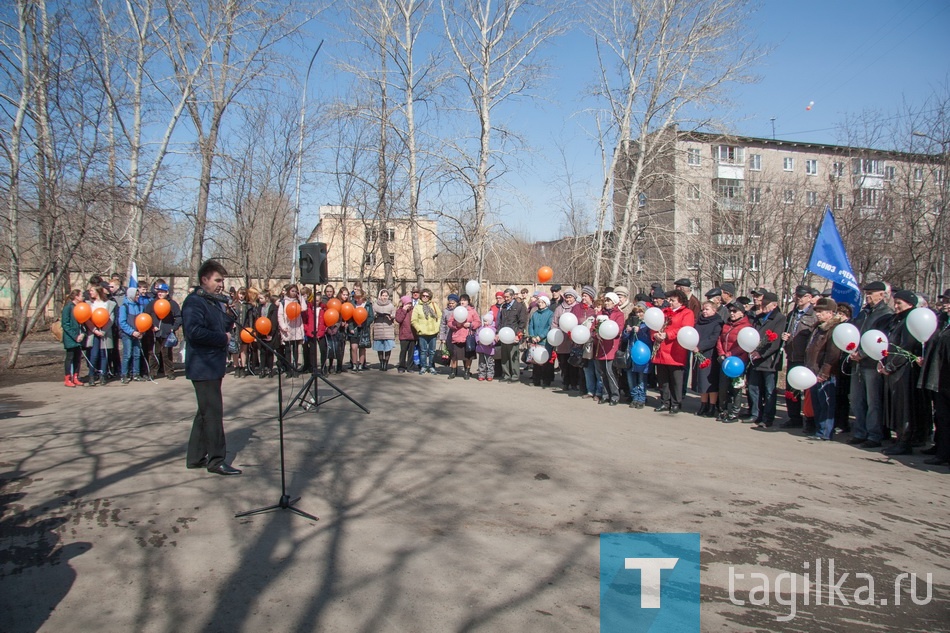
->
[846, 436, 867, 445]
[429, 368, 437, 375]
[419, 369, 426, 375]
[487, 377, 493, 381]
[133, 375, 144, 382]
[478, 376, 486, 381]
[121, 377, 130, 385]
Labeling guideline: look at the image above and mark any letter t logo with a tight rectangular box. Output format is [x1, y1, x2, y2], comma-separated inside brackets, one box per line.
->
[625, 558, 679, 608]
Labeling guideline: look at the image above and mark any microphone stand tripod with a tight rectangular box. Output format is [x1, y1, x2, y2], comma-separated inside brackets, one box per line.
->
[233, 316, 318, 521]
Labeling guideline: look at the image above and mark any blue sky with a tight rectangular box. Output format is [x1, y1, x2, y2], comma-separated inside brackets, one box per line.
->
[304, 0, 950, 243]
[488, 0, 950, 241]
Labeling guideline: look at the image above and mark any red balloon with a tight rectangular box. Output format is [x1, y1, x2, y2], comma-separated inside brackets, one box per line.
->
[240, 327, 255, 344]
[285, 301, 301, 320]
[91, 307, 110, 328]
[135, 313, 153, 333]
[353, 306, 368, 325]
[153, 299, 171, 320]
[323, 308, 340, 326]
[326, 298, 342, 312]
[537, 266, 554, 283]
[255, 316, 272, 336]
[340, 302, 354, 322]
[73, 302, 92, 323]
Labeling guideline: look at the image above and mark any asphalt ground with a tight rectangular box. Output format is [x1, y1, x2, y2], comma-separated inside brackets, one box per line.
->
[1, 359, 948, 632]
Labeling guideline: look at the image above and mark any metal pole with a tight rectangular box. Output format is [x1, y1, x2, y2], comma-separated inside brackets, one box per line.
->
[290, 41, 325, 285]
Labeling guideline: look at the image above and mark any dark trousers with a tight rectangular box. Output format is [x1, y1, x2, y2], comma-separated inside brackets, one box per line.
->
[656, 364, 684, 408]
[398, 339, 416, 369]
[748, 371, 778, 423]
[64, 348, 82, 375]
[785, 360, 804, 422]
[532, 360, 555, 386]
[933, 389, 950, 462]
[154, 337, 176, 374]
[499, 343, 520, 380]
[188, 379, 226, 469]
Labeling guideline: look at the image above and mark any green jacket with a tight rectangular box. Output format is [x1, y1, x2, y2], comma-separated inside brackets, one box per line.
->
[61, 303, 83, 350]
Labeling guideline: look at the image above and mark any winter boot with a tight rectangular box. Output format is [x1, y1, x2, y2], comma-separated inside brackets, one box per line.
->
[72, 373, 82, 386]
[64, 375, 76, 388]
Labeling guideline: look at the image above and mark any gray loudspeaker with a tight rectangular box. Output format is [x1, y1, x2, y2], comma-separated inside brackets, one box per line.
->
[298, 242, 328, 285]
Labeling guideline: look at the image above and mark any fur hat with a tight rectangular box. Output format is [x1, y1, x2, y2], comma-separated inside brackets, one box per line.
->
[815, 297, 838, 312]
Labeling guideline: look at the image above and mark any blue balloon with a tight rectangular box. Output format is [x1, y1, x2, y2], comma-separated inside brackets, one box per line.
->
[631, 340, 652, 365]
[722, 356, 746, 378]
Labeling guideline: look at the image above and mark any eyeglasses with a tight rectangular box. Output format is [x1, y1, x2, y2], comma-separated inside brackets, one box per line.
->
[421, 294, 431, 298]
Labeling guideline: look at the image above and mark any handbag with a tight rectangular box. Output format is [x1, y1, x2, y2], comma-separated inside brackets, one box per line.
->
[436, 345, 451, 366]
[613, 352, 631, 370]
[568, 345, 585, 367]
[465, 331, 477, 353]
[165, 331, 178, 348]
[227, 335, 239, 354]
[358, 328, 371, 348]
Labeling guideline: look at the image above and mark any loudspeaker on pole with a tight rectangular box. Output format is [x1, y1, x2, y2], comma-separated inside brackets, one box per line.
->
[298, 242, 328, 285]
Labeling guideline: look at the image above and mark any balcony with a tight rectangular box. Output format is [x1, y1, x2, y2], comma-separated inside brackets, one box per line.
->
[713, 233, 746, 246]
[715, 197, 745, 212]
[716, 163, 745, 180]
[853, 174, 884, 190]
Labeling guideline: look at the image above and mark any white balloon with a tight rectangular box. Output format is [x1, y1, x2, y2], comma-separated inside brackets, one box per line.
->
[465, 279, 480, 296]
[559, 312, 578, 332]
[482, 312, 494, 324]
[570, 325, 591, 344]
[831, 322, 861, 352]
[906, 307, 937, 343]
[598, 319, 620, 340]
[676, 325, 700, 350]
[453, 305, 469, 323]
[860, 329, 888, 361]
[737, 327, 761, 353]
[546, 328, 565, 347]
[643, 307, 665, 331]
[787, 365, 818, 391]
[477, 327, 495, 346]
[531, 346, 550, 364]
[498, 326, 517, 345]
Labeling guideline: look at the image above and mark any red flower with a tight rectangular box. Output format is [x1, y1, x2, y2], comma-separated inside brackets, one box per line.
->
[877, 337, 884, 344]
[699, 359, 711, 369]
[784, 390, 799, 402]
[845, 342, 857, 351]
[765, 330, 778, 342]
[881, 350, 889, 357]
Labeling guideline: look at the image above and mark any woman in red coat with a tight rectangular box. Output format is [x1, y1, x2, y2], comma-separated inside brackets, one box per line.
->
[652, 289, 696, 414]
[715, 303, 751, 421]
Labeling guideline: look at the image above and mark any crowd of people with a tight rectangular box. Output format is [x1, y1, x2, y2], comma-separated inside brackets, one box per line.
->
[59, 273, 950, 470]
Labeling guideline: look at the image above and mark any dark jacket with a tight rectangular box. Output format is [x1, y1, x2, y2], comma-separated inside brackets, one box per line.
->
[804, 314, 846, 380]
[851, 299, 894, 369]
[145, 297, 182, 339]
[694, 312, 723, 356]
[496, 300, 528, 336]
[784, 305, 818, 363]
[182, 289, 230, 381]
[750, 308, 787, 372]
[919, 320, 950, 392]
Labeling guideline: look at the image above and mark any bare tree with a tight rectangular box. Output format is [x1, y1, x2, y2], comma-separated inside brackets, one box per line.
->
[584, 0, 758, 287]
[439, 0, 567, 284]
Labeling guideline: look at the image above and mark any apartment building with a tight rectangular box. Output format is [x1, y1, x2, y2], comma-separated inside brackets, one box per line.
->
[309, 205, 438, 283]
[614, 129, 947, 298]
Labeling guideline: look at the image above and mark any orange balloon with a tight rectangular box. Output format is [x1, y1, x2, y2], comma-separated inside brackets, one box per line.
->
[153, 299, 170, 320]
[323, 308, 340, 326]
[285, 301, 301, 320]
[135, 312, 153, 333]
[326, 298, 342, 312]
[537, 266, 554, 283]
[91, 307, 110, 328]
[340, 302, 354, 322]
[73, 302, 92, 323]
[255, 316, 272, 336]
[353, 306, 368, 325]
[240, 327, 255, 344]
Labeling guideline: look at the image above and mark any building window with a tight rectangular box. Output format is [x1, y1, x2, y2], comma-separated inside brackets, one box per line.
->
[783, 157, 795, 171]
[858, 189, 881, 208]
[364, 227, 396, 242]
[636, 255, 645, 274]
[687, 184, 700, 200]
[717, 145, 745, 165]
[716, 179, 743, 198]
[855, 158, 884, 176]
[388, 253, 395, 265]
[914, 167, 923, 181]
[749, 154, 762, 171]
[688, 217, 701, 235]
[687, 148, 701, 166]
[748, 187, 761, 204]
[686, 258, 700, 271]
[364, 252, 377, 266]
[884, 165, 896, 180]
[749, 253, 760, 272]
[806, 191, 818, 207]
[833, 162, 845, 178]
[937, 169, 945, 184]
[638, 192, 647, 207]
[834, 193, 844, 210]
[784, 189, 795, 204]
[750, 221, 762, 237]
[805, 159, 818, 175]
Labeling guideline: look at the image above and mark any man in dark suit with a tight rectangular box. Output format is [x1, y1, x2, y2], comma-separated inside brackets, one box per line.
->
[182, 259, 242, 475]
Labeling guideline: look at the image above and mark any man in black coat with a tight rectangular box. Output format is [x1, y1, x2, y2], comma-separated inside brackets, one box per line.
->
[846, 281, 894, 448]
[747, 292, 787, 427]
[182, 259, 241, 475]
[781, 286, 818, 428]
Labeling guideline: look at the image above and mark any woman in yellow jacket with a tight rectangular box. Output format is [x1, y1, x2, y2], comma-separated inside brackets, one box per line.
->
[411, 288, 442, 374]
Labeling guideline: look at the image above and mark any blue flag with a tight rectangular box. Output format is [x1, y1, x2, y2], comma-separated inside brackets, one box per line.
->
[806, 208, 861, 311]
[128, 261, 138, 289]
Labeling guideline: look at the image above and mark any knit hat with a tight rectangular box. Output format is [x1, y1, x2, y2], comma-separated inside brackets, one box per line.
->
[892, 290, 918, 307]
[604, 292, 620, 304]
[447, 294, 460, 302]
[537, 295, 551, 306]
[400, 295, 412, 304]
[581, 285, 597, 299]
[495, 291, 505, 298]
[614, 286, 629, 297]
[562, 288, 580, 300]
